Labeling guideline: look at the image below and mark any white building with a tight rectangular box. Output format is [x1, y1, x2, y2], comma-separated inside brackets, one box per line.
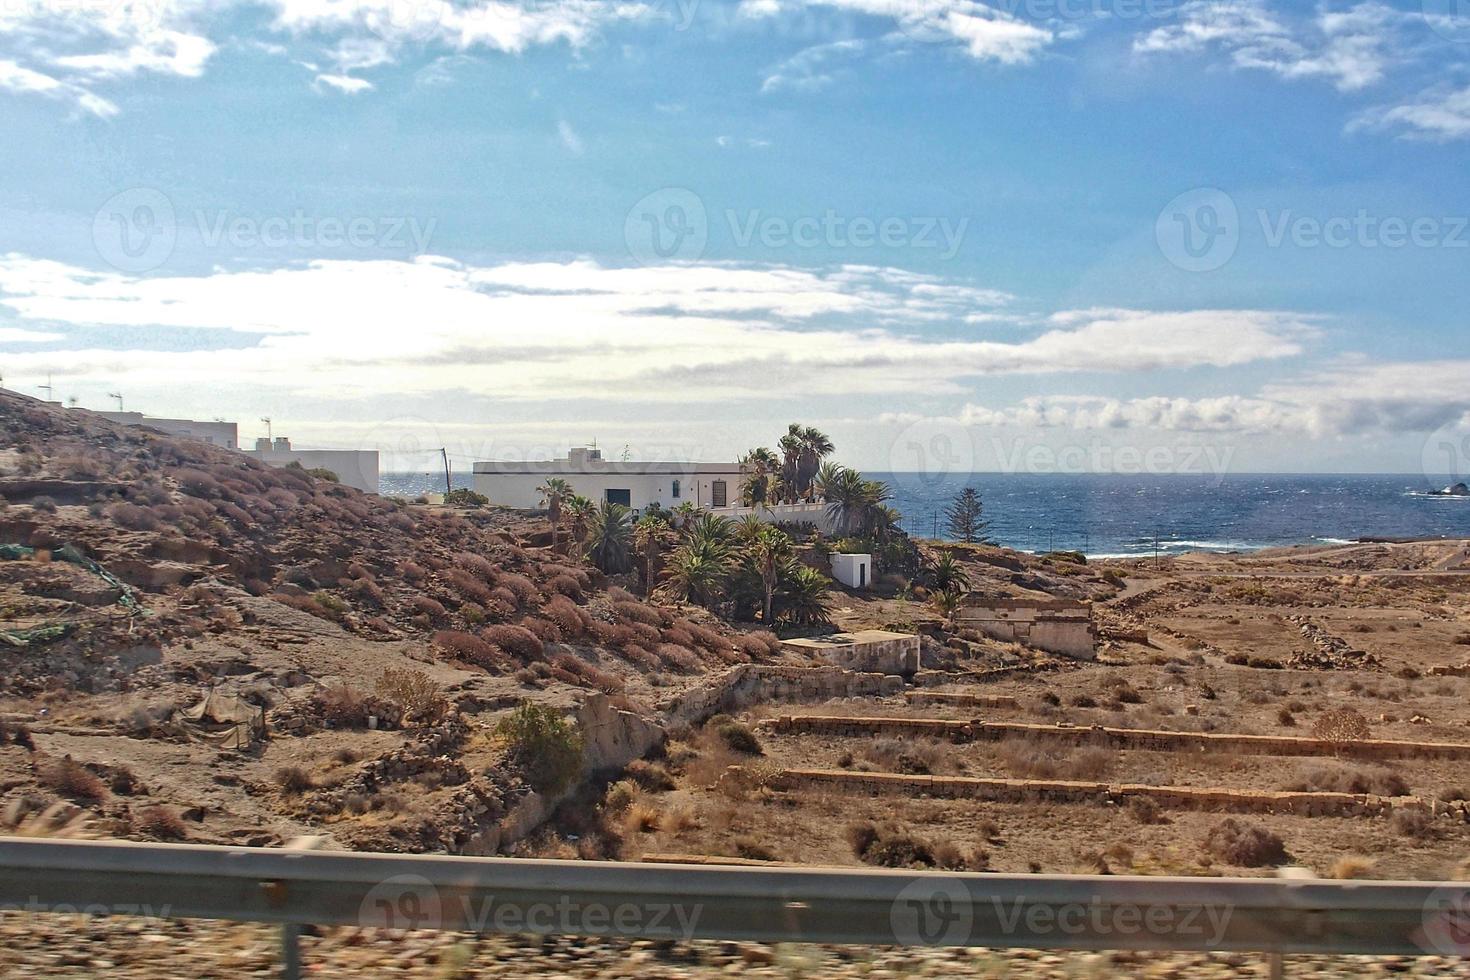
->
[473, 447, 742, 512]
[242, 437, 380, 495]
[830, 553, 873, 589]
[94, 411, 239, 449]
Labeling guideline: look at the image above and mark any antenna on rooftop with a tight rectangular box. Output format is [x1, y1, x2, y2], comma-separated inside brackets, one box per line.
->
[68, 396, 79, 408]
[108, 391, 124, 411]
[38, 374, 53, 401]
[260, 417, 273, 441]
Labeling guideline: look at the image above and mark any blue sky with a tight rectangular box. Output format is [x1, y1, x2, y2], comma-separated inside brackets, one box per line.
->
[1, 0, 1469, 479]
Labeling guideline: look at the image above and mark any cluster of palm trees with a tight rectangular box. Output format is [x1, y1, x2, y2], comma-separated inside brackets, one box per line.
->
[538, 478, 634, 574]
[664, 513, 831, 626]
[738, 423, 835, 506]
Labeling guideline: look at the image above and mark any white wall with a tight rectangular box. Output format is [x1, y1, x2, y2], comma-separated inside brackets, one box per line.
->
[95, 412, 239, 449]
[245, 449, 380, 494]
[830, 553, 872, 588]
[474, 468, 737, 511]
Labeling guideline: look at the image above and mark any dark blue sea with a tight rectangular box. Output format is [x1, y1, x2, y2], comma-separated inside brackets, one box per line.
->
[379, 471, 1469, 558]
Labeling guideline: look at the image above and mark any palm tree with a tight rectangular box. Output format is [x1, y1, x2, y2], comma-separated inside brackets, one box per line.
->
[925, 552, 971, 594]
[931, 586, 964, 625]
[775, 560, 832, 626]
[859, 480, 895, 536]
[665, 537, 731, 606]
[778, 426, 803, 504]
[748, 525, 791, 625]
[586, 501, 633, 574]
[734, 513, 767, 546]
[538, 477, 571, 551]
[813, 460, 844, 502]
[823, 466, 869, 536]
[686, 512, 734, 549]
[739, 447, 779, 506]
[798, 426, 834, 500]
[633, 512, 667, 592]
[672, 500, 701, 529]
[565, 495, 595, 556]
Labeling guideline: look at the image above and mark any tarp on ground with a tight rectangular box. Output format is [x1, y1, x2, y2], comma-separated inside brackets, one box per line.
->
[182, 688, 266, 748]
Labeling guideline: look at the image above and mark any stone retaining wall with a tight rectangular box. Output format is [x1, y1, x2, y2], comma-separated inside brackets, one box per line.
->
[659, 665, 904, 726]
[760, 714, 1470, 761]
[905, 691, 1020, 710]
[737, 767, 1458, 819]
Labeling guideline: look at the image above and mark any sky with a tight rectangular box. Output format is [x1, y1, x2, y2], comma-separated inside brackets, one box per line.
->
[0, 0, 1468, 482]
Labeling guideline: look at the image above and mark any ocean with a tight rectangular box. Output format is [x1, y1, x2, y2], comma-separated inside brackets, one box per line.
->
[379, 471, 1468, 558]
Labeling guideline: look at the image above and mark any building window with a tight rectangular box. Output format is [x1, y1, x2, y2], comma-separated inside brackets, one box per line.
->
[711, 480, 727, 507]
[671, 479, 681, 499]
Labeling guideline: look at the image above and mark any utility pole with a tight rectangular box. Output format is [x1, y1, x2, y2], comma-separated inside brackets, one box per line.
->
[260, 417, 272, 442]
[440, 448, 452, 495]
[38, 374, 53, 401]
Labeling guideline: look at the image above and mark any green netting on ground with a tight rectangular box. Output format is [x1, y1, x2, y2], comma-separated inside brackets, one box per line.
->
[0, 544, 35, 560]
[0, 544, 147, 647]
[0, 623, 74, 648]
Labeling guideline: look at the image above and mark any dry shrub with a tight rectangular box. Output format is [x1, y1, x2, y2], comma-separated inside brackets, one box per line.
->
[1329, 855, 1376, 879]
[625, 759, 675, 792]
[1128, 796, 1167, 825]
[614, 601, 664, 628]
[708, 716, 761, 755]
[375, 668, 449, 724]
[734, 633, 778, 659]
[434, 630, 506, 670]
[543, 595, 590, 637]
[455, 552, 500, 582]
[275, 766, 313, 795]
[603, 780, 638, 813]
[629, 622, 662, 648]
[685, 623, 726, 652]
[1202, 818, 1288, 867]
[656, 643, 701, 673]
[845, 821, 982, 870]
[134, 805, 187, 840]
[619, 646, 660, 671]
[349, 578, 386, 608]
[1391, 808, 1436, 839]
[1284, 765, 1409, 797]
[862, 738, 943, 775]
[407, 595, 448, 623]
[589, 621, 636, 647]
[482, 624, 544, 661]
[37, 757, 105, 802]
[445, 569, 495, 605]
[662, 626, 695, 648]
[626, 802, 662, 833]
[546, 574, 584, 601]
[398, 560, 427, 583]
[500, 573, 540, 606]
[521, 616, 562, 644]
[996, 738, 1111, 780]
[1312, 707, 1370, 744]
[734, 838, 778, 862]
[105, 501, 162, 531]
[607, 586, 637, 603]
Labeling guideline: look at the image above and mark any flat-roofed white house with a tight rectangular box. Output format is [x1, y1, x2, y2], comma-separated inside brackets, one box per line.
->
[94, 411, 239, 449]
[473, 447, 743, 512]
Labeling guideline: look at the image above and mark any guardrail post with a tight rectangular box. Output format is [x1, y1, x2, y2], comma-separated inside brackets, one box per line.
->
[281, 923, 301, 980]
[1267, 951, 1284, 979]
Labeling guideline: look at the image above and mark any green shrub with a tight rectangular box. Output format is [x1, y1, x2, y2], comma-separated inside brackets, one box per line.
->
[444, 488, 489, 508]
[495, 702, 584, 794]
[710, 717, 762, 755]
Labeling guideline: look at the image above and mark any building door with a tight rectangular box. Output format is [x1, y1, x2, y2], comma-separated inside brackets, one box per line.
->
[711, 480, 727, 507]
[859, 561, 867, 588]
[605, 489, 631, 507]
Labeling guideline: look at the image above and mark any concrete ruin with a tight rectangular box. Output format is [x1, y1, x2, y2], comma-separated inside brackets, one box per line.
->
[780, 629, 920, 676]
[956, 596, 1096, 660]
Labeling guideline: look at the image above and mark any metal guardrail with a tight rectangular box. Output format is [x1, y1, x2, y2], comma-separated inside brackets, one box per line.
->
[1, 838, 1468, 975]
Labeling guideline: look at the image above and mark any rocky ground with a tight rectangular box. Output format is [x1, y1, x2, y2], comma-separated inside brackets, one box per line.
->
[2, 917, 1469, 978]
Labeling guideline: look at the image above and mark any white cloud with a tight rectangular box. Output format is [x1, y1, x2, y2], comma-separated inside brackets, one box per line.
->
[1351, 83, 1470, 142]
[0, 58, 117, 116]
[0, 326, 63, 343]
[744, 0, 1053, 65]
[558, 119, 585, 154]
[0, 255, 1313, 406]
[1135, 1, 1407, 93]
[762, 39, 864, 93]
[314, 72, 373, 93]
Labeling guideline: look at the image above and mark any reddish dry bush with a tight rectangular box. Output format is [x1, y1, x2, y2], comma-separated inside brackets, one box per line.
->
[398, 560, 428, 583]
[105, 501, 163, 531]
[445, 569, 495, 605]
[589, 621, 637, 647]
[37, 757, 105, 802]
[657, 643, 701, 673]
[607, 586, 637, 603]
[618, 645, 660, 670]
[490, 585, 520, 609]
[434, 630, 507, 670]
[734, 633, 777, 659]
[272, 592, 340, 622]
[482, 624, 544, 661]
[408, 595, 448, 623]
[546, 574, 584, 601]
[550, 652, 625, 693]
[455, 552, 500, 582]
[350, 578, 387, 608]
[614, 601, 664, 628]
[521, 616, 562, 644]
[685, 623, 725, 652]
[135, 805, 188, 840]
[662, 626, 695, 647]
[500, 573, 540, 605]
[543, 595, 590, 637]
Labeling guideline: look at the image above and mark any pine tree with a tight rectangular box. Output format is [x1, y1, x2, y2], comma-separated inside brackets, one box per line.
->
[945, 487, 990, 543]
